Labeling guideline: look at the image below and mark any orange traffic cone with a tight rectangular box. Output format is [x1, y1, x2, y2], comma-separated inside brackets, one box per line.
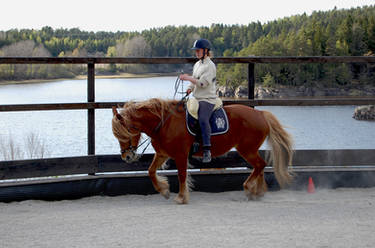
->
[308, 177, 315, 193]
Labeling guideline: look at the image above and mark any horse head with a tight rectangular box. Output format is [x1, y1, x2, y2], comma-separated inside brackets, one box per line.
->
[112, 106, 141, 163]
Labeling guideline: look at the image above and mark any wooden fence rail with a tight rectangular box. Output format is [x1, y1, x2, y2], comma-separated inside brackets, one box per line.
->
[1, 98, 375, 112]
[1, 56, 374, 155]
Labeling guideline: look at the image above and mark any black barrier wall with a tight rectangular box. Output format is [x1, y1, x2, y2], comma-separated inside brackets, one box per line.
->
[1, 150, 375, 202]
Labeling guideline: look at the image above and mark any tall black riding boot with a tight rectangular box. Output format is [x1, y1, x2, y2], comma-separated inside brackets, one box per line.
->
[202, 146, 211, 163]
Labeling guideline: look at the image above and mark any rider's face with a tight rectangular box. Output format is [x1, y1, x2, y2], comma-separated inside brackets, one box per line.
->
[195, 49, 204, 59]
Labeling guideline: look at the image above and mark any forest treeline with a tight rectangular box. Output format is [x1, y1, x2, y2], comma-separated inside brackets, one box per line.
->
[0, 5, 374, 87]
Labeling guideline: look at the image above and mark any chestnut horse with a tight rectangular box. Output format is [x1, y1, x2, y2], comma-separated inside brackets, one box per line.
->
[112, 98, 293, 204]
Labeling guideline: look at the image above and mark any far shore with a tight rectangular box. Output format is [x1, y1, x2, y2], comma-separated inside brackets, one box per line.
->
[0, 72, 179, 85]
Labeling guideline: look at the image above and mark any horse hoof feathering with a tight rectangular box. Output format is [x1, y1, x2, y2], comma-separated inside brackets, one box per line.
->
[174, 196, 187, 204]
[112, 98, 294, 204]
[161, 189, 170, 200]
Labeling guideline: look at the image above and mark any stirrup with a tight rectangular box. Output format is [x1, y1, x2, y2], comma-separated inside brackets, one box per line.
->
[192, 142, 200, 154]
[202, 150, 211, 163]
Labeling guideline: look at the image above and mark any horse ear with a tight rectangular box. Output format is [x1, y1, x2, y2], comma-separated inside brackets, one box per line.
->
[112, 106, 124, 121]
[116, 114, 123, 121]
[112, 106, 118, 116]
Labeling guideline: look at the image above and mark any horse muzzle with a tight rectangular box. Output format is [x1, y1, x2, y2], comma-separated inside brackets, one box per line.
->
[121, 151, 139, 163]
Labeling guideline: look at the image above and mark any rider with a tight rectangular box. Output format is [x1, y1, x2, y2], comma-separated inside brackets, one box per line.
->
[180, 38, 219, 163]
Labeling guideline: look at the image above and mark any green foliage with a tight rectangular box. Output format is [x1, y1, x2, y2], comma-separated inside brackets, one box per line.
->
[0, 6, 374, 85]
[262, 73, 276, 87]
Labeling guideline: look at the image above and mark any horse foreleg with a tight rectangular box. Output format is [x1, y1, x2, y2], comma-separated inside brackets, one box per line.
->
[148, 153, 170, 199]
[174, 157, 190, 204]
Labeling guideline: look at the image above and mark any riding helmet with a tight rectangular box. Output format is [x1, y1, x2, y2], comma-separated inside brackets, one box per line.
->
[191, 39, 212, 50]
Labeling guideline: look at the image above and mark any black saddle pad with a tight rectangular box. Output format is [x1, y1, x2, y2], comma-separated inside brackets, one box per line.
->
[186, 107, 229, 136]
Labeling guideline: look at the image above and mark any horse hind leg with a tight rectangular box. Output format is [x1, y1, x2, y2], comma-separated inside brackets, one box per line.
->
[237, 149, 268, 200]
[244, 169, 268, 200]
[148, 153, 170, 199]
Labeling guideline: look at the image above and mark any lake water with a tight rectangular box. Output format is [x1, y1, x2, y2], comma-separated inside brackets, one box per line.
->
[0, 77, 374, 160]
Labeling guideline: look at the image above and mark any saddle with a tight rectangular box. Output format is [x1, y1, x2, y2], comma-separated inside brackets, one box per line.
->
[185, 97, 229, 137]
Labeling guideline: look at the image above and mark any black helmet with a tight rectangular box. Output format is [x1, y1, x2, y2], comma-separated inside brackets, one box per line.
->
[191, 39, 212, 50]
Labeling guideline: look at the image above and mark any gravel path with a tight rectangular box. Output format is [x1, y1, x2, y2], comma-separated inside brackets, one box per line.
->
[1, 188, 375, 248]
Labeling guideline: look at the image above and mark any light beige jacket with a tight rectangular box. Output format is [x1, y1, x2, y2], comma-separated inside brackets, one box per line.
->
[188, 57, 218, 104]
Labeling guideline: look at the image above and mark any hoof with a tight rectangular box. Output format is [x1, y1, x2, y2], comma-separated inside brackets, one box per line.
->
[174, 195, 188, 204]
[244, 187, 263, 201]
[246, 193, 261, 201]
[158, 180, 170, 199]
[160, 189, 170, 199]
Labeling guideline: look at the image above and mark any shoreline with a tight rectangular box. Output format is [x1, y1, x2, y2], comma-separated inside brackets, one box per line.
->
[1, 75, 374, 100]
[219, 83, 375, 98]
[0, 72, 178, 85]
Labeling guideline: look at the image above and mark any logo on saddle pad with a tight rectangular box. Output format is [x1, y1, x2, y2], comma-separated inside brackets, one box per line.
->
[186, 98, 229, 136]
[215, 116, 226, 129]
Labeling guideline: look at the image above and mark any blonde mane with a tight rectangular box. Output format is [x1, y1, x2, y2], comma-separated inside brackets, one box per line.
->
[121, 98, 176, 121]
[112, 98, 178, 142]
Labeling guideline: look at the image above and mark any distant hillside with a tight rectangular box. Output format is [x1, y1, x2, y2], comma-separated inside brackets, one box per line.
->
[0, 5, 374, 86]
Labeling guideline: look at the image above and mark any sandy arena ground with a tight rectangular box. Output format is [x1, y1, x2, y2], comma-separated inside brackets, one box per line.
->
[1, 188, 375, 248]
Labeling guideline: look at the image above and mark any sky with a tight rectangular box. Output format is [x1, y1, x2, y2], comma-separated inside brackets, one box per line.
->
[1, 0, 374, 32]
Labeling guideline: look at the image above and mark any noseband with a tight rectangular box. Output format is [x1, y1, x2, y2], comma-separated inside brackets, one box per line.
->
[120, 133, 151, 157]
[119, 123, 140, 156]
[121, 143, 136, 156]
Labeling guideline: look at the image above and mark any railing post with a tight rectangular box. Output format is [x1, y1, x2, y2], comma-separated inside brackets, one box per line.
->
[87, 62, 95, 156]
[247, 63, 255, 99]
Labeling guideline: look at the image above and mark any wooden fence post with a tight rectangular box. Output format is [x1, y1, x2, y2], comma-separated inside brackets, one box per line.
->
[87, 62, 95, 156]
[248, 63, 255, 99]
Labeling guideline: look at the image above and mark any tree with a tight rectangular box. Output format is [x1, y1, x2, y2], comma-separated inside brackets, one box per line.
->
[367, 16, 375, 53]
[0, 5, 374, 84]
[1, 40, 36, 79]
[115, 36, 151, 73]
[31, 44, 51, 78]
[350, 23, 367, 56]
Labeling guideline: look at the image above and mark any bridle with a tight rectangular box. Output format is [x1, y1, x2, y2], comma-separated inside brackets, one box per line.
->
[120, 140, 135, 156]
[117, 76, 189, 159]
[120, 133, 151, 157]
[118, 122, 151, 160]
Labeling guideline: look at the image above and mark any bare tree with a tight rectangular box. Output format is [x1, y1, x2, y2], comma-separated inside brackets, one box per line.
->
[2, 40, 35, 57]
[31, 44, 52, 78]
[25, 132, 49, 159]
[0, 132, 50, 161]
[0, 40, 54, 79]
[0, 134, 23, 161]
[1, 40, 36, 79]
[124, 36, 151, 57]
[116, 36, 151, 73]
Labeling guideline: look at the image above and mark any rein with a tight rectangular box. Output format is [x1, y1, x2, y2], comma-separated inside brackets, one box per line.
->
[121, 136, 151, 157]
[154, 74, 188, 133]
[122, 75, 189, 159]
[173, 72, 186, 99]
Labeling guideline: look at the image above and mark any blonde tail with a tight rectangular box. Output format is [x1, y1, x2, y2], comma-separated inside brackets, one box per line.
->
[262, 111, 294, 187]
